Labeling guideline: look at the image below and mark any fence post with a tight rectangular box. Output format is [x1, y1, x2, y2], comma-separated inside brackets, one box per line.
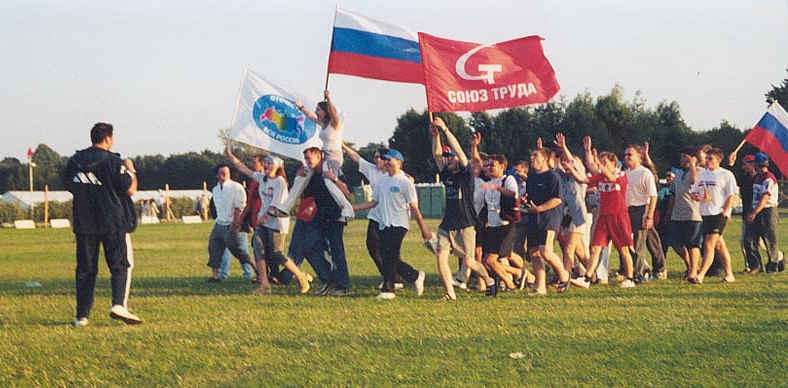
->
[44, 184, 49, 228]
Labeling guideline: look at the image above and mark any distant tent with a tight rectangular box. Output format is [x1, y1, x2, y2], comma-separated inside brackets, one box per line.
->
[0, 189, 212, 209]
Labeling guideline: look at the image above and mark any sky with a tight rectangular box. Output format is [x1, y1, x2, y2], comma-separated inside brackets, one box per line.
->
[1, 0, 786, 160]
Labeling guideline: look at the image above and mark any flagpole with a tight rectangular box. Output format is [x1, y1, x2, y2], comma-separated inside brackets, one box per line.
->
[324, 5, 338, 93]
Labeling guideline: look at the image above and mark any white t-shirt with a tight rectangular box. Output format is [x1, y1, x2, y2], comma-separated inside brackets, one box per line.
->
[696, 167, 738, 216]
[484, 175, 519, 227]
[473, 177, 486, 215]
[373, 171, 418, 230]
[212, 180, 246, 226]
[625, 165, 657, 207]
[358, 158, 388, 223]
[253, 173, 289, 234]
[319, 122, 343, 165]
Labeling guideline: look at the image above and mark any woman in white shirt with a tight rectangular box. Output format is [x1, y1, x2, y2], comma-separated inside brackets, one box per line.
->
[226, 147, 313, 295]
[692, 148, 737, 284]
[295, 90, 343, 175]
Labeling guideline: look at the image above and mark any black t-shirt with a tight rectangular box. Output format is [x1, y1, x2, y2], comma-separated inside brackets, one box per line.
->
[303, 171, 342, 225]
[738, 173, 755, 216]
[525, 169, 562, 225]
[439, 164, 479, 230]
[63, 146, 134, 234]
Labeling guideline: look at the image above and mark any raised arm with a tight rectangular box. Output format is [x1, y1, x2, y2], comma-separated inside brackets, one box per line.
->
[642, 142, 658, 177]
[470, 131, 482, 165]
[583, 136, 600, 175]
[324, 90, 341, 128]
[436, 118, 469, 167]
[431, 121, 445, 170]
[554, 133, 573, 161]
[342, 143, 361, 164]
[225, 143, 255, 178]
[296, 100, 318, 123]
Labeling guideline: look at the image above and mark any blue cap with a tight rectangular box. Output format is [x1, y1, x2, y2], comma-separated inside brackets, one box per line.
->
[669, 167, 681, 176]
[383, 149, 404, 162]
[754, 152, 768, 165]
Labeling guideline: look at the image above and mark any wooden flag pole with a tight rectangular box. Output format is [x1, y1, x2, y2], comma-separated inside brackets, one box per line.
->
[324, 6, 338, 93]
[44, 184, 49, 228]
[727, 138, 747, 166]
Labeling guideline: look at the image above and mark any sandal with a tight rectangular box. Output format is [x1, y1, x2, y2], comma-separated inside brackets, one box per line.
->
[556, 279, 570, 294]
[441, 293, 457, 301]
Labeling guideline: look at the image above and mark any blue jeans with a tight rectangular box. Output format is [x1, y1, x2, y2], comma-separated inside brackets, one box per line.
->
[219, 249, 255, 279]
[281, 219, 332, 285]
[322, 221, 349, 290]
[208, 225, 254, 278]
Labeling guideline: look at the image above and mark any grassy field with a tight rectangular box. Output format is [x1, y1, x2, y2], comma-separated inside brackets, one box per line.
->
[0, 218, 786, 387]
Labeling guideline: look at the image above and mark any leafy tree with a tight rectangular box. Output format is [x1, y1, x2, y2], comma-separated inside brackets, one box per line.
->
[766, 68, 788, 108]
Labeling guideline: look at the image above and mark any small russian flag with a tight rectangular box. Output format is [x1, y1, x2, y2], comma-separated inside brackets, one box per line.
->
[328, 7, 424, 84]
[745, 101, 788, 176]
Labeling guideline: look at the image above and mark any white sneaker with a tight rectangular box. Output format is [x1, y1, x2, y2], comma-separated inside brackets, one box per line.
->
[414, 270, 426, 296]
[570, 277, 591, 289]
[452, 277, 467, 290]
[376, 292, 396, 300]
[72, 317, 88, 327]
[619, 279, 636, 289]
[394, 282, 404, 290]
[109, 305, 143, 325]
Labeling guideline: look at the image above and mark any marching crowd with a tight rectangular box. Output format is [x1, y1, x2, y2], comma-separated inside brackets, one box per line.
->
[64, 94, 783, 326]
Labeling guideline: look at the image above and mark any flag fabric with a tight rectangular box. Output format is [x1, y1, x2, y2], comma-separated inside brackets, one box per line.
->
[745, 101, 788, 176]
[418, 32, 560, 112]
[328, 7, 424, 84]
[228, 69, 322, 161]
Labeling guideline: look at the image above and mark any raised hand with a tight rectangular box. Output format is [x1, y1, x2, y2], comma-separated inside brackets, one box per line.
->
[323, 90, 330, 100]
[583, 136, 592, 151]
[472, 132, 482, 147]
[536, 137, 543, 149]
[554, 133, 566, 149]
[643, 141, 650, 155]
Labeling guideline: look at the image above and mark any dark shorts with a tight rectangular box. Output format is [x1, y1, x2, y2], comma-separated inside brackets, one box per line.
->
[702, 214, 727, 235]
[526, 208, 562, 250]
[475, 225, 485, 248]
[513, 223, 528, 257]
[666, 220, 703, 249]
[483, 224, 514, 257]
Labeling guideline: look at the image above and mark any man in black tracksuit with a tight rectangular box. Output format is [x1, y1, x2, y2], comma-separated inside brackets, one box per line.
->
[63, 122, 142, 326]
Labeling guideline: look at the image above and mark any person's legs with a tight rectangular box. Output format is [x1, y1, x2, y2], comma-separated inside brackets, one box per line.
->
[540, 230, 569, 285]
[646, 227, 666, 275]
[596, 244, 610, 282]
[323, 221, 349, 291]
[628, 206, 652, 279]
[742, 221, 763, 272]
[225, 228, 256, 275]
[75, 234, 101, 319]
[218, 249, 231, 279]
[207, 224, 227, 280]
[366, 220, 387, 280]
[283, 220, 330, 285]
[697, 234, 719, 282]
[380, 226, 409, 294]
[759, 208, 781, 268]
[251, 227, 271, 292]
[101, 232, 130, 309]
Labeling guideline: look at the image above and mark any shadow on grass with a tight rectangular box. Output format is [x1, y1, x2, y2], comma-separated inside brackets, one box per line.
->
[0, 274, 394, 298]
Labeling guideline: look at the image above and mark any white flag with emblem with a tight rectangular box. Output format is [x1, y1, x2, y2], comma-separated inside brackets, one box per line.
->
[228, 69, 322, 161]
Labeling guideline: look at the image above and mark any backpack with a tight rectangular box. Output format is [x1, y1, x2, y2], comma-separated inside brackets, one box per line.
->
[499, 175, 521, 223]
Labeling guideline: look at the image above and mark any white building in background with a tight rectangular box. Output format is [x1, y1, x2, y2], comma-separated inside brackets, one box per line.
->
[0, 190, 211, 209]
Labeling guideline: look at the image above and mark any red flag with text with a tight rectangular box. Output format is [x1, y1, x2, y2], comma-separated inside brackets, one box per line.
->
[418, 32, 559, 112]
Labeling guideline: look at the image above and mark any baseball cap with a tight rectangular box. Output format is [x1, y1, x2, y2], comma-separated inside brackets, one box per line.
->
[441, 145, 457, 157]
[742, 154, 755, 163]
[382, 149, 404, 162]
[265, 155, 283, 168]
[754, 152, 769, 165]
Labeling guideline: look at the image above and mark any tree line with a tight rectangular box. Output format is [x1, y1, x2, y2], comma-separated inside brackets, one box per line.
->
[2, 70, 786, 193]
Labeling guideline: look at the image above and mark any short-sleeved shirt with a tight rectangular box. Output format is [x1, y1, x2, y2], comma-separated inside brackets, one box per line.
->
[439, 164, 479, 231]
[358, 158, 388, 223]
[253, 173, 290, 233]
[670, 168, 702, 222]
[212, 180, 247, 225]
[625, 165, 657, 207]
[483, 175, 519, 227]
[753, 171, 778, 209]
[738, 173, 755, 215]
[373, 171, 418, 230]
[696, 167, 738, 216]
[473, 176, 486, 216]
[63, 146, 134, 234]
[558, 159, 588, 226]
[588, 172, 628, 216]
[527, 169, 561, 206]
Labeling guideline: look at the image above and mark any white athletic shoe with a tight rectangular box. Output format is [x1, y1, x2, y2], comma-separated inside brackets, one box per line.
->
[109, 305, 143, 325]
[619, 279, 636, 289]
[376, 292, 396, 300]
[452, 277, 467, 290]
[414, 270, 426, 296]
[570, 277, 591, 289]
[378, 282, 405, 290]
[72, 317, 88, 327]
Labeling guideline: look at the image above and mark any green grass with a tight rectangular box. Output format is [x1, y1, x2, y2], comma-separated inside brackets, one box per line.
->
[0, 219, 786, 387]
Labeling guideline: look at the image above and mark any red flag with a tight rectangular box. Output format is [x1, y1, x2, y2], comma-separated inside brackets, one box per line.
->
[418, 32, 560, 112]
[27, 147, 33, 159]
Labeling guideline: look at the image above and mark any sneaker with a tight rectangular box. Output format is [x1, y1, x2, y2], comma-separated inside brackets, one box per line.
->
[316, 283, 332, 296]
[330, 288, 350, 297]
[394, 282, 405, 290]
[656, 270, 667, 280]
[72, 317, 88, 327]
[619, 279, 636, 289]
[109, 305, 143, 325]
[414, 270, 426, 296]
[570, 277, 591, 289]
[598, 278, 609, 285]
[375, 292, 396, 300]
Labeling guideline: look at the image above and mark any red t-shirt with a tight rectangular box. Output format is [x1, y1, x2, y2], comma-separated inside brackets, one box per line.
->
[589, 172, 628, 216]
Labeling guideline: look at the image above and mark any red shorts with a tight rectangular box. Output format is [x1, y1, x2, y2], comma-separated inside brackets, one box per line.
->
[591, 214, 633, 249]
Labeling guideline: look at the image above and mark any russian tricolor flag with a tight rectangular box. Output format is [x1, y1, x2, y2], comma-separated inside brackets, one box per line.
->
[745, 102, 788, 176]
[328, 7, 424, 84]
